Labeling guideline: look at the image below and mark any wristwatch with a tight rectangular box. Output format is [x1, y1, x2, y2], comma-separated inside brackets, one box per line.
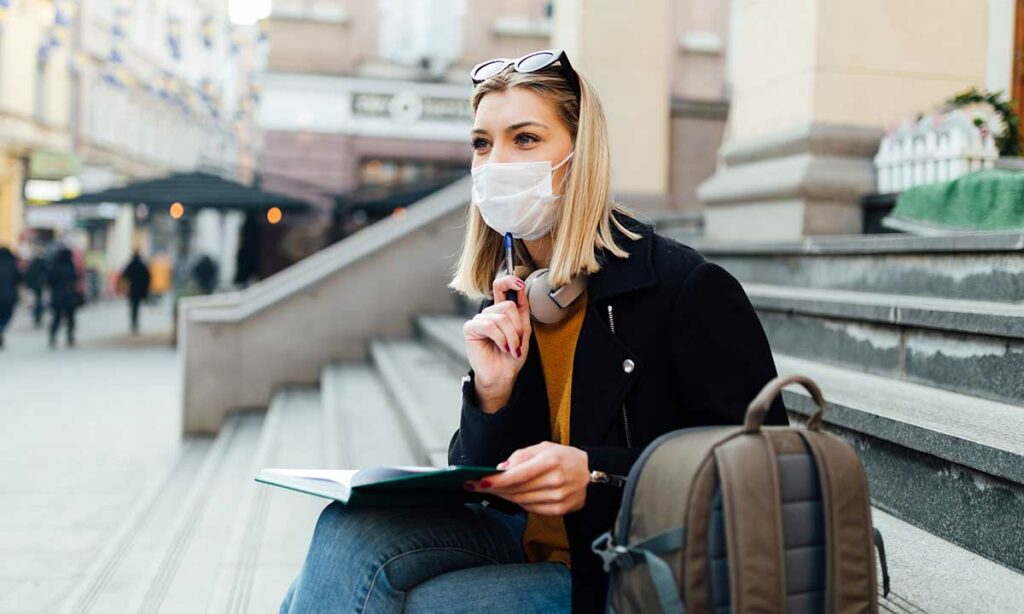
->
[589, 470, 627, 487]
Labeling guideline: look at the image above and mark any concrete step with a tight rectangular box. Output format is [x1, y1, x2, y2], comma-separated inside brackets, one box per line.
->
[369, 338, 465, 467]
[57, 439, 214, 614]
[660, 228, 1024, 303]
[872, 508, 1024, 613]
[416, 314, 469, 368]
[743, 283, 1024, 407]
[207, 388, 327, 614]
[120, 412, 266, 614]
[775, 353, 1024, 574]
[320, 362, 420, 468]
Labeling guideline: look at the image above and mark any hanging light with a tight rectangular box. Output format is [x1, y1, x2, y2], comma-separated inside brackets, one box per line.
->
[170, 202, 184, 219]
[266, 206, 282, 224]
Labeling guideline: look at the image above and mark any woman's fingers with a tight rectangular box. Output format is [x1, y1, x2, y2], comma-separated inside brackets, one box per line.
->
[479, 453, 554, 491]
[478, 312, 520, 354]
[482, 299, 524, 340]
[486, 468, 563, 496]
[463, 316, 509, 352]
[492, 274, 526, 308]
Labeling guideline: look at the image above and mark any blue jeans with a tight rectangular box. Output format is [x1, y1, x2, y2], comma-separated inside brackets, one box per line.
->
[280, 501, 572, 613]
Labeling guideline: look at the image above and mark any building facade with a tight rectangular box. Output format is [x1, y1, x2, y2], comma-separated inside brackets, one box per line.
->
[0, 0, 262, 289]
[256, 0, 733, 228]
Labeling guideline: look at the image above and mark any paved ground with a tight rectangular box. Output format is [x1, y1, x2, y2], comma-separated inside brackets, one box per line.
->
[0, 298, 183, 614]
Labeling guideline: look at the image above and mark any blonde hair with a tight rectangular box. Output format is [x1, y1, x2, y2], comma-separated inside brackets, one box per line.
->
[447, 62, 641, 301]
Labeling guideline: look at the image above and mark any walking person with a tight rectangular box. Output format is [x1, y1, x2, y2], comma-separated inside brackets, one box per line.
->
[47, 247, 80, 349]
[24, 248, 49, 328]
[0, 247, 22, 349]
[280, 49, 787, 613]
[121, 251, 151, 334]
[191, 254, 219, 295]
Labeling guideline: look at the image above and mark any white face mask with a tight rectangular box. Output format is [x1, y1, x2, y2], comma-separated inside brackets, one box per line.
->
[471, 150, 574, 240]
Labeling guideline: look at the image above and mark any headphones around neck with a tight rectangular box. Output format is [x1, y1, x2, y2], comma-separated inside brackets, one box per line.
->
[523, 267, 588, 324]
[495, 245, 588, 324]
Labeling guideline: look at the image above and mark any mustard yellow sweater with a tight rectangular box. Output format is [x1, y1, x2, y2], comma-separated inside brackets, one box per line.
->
[522, 287, 589, 569]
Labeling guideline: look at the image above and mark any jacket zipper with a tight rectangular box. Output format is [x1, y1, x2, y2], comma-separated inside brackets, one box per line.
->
[606, 304, 633, 449]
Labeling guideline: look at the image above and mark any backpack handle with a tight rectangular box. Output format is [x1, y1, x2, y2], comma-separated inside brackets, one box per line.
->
[744, 374, 825, 433]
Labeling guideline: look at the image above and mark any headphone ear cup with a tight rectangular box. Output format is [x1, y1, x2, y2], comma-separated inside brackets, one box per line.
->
[525, 268, 566, 324]
[522, 268, 546, 322]
[523, 268, 547, 314]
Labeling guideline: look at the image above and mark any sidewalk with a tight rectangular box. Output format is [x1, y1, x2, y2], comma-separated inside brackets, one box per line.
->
[0, 298, 184, 614]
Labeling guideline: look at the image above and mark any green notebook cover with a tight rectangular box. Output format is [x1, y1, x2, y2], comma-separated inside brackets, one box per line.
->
[256, 465, 505, 507]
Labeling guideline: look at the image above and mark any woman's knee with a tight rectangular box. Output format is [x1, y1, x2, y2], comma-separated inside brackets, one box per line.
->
[308, 502, 371, 551]
[306, 502, 497, 563]
[308, 502, 422, 555]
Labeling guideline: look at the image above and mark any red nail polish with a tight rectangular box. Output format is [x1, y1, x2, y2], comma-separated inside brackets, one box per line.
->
[515, 347, 521, 358]
[479, 480, 492, 489]
[516, 279, 525, 288]
[504, 343, 510, 352]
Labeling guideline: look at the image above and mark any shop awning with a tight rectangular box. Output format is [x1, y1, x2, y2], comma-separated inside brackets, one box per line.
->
[50, 171, 312, 211]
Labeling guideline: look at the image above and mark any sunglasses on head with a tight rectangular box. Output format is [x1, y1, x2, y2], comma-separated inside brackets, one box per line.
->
[469, 49, 581, 100]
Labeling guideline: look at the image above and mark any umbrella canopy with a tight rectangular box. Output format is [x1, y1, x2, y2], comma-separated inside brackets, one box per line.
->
[50, 171, 312, 211]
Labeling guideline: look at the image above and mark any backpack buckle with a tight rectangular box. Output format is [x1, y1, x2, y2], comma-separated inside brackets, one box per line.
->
[591, 531, 637, 573]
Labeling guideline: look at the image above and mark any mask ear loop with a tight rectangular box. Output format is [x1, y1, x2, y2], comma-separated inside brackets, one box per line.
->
[552, 150, 574, 197]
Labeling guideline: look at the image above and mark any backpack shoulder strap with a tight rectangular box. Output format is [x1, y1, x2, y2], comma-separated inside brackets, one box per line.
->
[798, 430, 879, 612]
[714, 433, 787, 612]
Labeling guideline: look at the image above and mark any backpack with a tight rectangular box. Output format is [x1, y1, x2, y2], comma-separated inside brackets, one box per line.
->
[591, 374, 890, 613]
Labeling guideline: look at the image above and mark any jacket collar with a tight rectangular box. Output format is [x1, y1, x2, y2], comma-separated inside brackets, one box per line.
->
[587, 211, 658, 304]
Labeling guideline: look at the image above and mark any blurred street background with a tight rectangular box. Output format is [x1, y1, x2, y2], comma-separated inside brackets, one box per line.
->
[1, 0, 1024, 612]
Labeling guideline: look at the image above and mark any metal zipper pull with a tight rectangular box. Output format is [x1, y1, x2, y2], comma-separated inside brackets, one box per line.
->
[589, 469, 628, 487]
[606, 304, 633, 449]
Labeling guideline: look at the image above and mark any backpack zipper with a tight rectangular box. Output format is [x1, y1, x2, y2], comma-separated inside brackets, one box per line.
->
[607, 304, 633, 449]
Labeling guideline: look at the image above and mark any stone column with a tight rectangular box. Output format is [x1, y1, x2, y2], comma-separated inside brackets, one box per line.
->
[699, 0, 989, 240]
[0, 154, 25, 248]
[553, 0, 673, 214]
[107, 205, 135, 271]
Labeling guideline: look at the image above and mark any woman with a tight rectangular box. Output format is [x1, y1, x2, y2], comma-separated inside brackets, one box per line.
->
[281, 49, 787, 613]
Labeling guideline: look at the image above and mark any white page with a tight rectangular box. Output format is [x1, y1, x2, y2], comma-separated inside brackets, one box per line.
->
[262, 468, 361, 487]
[261, 466, 450, 487]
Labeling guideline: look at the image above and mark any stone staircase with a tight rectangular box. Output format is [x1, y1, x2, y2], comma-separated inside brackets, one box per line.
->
[58, 227, 1024, 613]
[658, 228, 1024, 611]
[56, 342, 457, 613]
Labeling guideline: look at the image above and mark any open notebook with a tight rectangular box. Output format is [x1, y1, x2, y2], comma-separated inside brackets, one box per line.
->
[256, 465, 504, 507]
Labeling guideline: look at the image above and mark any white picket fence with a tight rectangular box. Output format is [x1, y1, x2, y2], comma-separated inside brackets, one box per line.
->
[874, 110, 998, 194]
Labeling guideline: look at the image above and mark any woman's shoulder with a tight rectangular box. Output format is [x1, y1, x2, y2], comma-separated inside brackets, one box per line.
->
[648, 229, 711, 293]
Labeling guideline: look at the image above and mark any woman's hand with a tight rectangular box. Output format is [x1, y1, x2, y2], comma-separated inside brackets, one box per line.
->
[464, 441, 590, 515]
[463, 274, 533, 412]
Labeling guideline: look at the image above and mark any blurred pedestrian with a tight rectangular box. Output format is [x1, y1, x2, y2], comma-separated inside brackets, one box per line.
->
[234, 212, 260, 287]
[121, 251, 151, 334]
[24, 248, 49, 328]
[191, 254, 219, 294]
[47, 247, 80, 349]
[0, 247, 22, 349]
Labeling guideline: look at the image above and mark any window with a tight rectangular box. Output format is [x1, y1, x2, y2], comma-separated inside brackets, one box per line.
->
[34, 55, 48, 124]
